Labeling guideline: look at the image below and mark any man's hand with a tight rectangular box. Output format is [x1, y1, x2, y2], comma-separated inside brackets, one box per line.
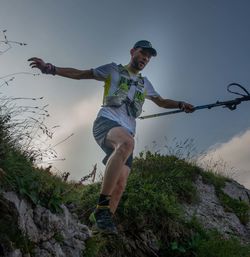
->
[28, 57, 46, 70]
[28, 57, 56, 75]
[179, 101, 194, 113]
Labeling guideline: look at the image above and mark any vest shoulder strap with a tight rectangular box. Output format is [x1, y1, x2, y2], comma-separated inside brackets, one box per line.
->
[118, 64, 145, 86]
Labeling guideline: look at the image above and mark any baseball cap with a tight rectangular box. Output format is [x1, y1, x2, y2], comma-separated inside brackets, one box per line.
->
[133, 40, 157, 56]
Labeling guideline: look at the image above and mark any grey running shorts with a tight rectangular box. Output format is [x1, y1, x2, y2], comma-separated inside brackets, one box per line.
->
[92, 116, 133, 168]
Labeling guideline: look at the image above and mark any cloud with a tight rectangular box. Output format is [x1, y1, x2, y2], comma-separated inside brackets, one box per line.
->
[197, 129, 250, 189]
[54, 95, 100, 138]
[39, 95, 101, 174]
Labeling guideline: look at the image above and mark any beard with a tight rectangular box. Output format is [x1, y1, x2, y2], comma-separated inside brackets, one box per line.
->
[131, 58, 146, 71]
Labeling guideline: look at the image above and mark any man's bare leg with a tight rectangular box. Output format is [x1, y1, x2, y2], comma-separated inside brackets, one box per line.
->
[100, 126, 134, 196]
[90, 126, 133, 234]
[110, 165, 130, 214]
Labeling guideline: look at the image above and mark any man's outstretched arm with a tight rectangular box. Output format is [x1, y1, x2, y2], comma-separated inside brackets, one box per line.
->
[28, 57, 95, 80]
[54, 67, 94, 80]
[150, 95, 194, 113]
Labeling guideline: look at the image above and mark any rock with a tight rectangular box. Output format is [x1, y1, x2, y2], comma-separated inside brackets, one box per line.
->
[183, 176, 250, 243]
[8, 249, 22, 257]
[223, 180, 250, 204]
[3, 191, 39, 243]
[1, 191, 91, 257]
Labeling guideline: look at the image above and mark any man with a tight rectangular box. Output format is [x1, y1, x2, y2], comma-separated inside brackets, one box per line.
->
[28, 40, 194, 235]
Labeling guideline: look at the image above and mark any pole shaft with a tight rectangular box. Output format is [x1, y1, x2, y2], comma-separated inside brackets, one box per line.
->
[139, 96, 250, 120]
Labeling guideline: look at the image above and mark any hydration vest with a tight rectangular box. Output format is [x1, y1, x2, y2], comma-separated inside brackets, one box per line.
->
[102, 64, 146, 118]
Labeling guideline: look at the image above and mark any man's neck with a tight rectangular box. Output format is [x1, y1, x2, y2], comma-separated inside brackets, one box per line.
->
[124, 64, 139, 75]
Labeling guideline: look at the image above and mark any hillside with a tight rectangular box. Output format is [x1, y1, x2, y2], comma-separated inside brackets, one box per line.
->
[0, 114, 250, 257]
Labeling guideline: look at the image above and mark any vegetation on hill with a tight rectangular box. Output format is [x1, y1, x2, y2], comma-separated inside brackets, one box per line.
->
[0, 109, 250, 257]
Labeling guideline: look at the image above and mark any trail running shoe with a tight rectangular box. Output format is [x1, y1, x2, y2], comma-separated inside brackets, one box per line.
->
[89, 206, 118, 235]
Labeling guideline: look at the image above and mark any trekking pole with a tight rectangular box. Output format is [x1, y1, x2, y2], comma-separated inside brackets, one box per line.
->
[139, 83, 250, 120]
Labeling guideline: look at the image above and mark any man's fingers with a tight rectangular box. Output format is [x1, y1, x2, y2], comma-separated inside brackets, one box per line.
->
[183, 103, 195, 113]
[29, 61, 39, 67]
[28, 59, 45, 70]
[187, 107, 195, 113]
[29, 64, 39, 69]
[28, 57, 42, 62]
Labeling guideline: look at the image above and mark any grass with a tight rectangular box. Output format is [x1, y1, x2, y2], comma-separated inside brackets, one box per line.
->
[1, 109, 250, 256]
[78, 152, 250, 257]
[196, 231, 250, 257]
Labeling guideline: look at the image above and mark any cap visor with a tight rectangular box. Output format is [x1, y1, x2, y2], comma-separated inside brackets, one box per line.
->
[144, 47, 157, 56]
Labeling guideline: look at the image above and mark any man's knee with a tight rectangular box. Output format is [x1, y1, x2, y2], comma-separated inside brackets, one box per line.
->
[116, 137, 134, 157]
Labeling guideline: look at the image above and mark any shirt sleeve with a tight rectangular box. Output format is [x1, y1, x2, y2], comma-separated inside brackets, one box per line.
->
[92, 62, 117, 81]
[144, 77, 160, 99]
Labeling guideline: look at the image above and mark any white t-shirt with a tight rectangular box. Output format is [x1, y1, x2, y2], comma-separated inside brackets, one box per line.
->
[92, 62, 159, 134]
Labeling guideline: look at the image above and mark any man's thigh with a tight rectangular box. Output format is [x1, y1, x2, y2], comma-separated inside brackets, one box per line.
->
[105, 126, 134, 149]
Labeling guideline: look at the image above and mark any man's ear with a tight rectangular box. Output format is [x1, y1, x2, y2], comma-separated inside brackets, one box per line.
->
[130, 48, 136, 56]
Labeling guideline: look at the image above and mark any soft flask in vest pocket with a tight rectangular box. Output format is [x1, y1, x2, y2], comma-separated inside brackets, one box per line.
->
[103, 95, 125, 107]
[128, 98, 144, 118]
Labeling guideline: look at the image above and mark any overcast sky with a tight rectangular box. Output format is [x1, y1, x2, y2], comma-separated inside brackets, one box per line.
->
[1, 0, 250, 189]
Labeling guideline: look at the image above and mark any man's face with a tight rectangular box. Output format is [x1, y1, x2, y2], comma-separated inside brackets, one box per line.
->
[130, 47, 152, 71]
